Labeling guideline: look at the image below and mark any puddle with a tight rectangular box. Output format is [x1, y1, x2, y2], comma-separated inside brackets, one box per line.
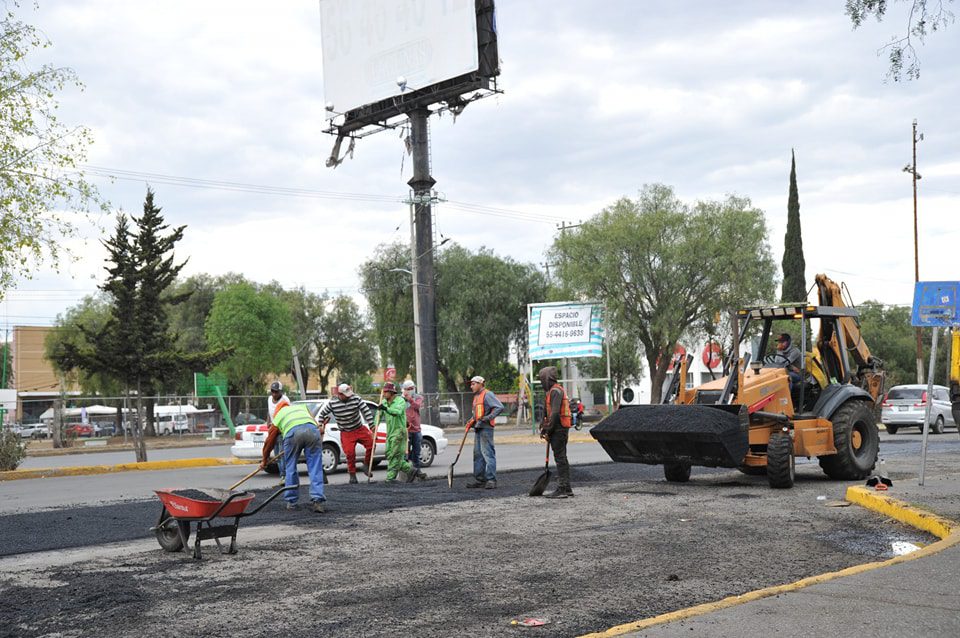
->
[816, 528, 931, 559]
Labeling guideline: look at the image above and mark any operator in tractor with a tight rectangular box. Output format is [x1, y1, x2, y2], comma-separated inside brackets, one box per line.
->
[775, 333, 803, 397]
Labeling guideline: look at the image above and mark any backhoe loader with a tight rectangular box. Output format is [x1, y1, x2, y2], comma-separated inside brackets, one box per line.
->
[592, 274, 886, 488]
[950, 328, 960, 430]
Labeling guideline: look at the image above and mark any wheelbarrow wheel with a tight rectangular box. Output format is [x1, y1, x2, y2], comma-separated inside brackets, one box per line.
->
[156, 508, 190, 552]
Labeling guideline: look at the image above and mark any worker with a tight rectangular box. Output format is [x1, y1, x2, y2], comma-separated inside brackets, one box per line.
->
[317, 383, 376, 484]
[538, 366, 574, 498]
[465, 375, 504, 489]
[378, 382, 418, 484]
[261, 400, 325, 513]
[776, 333, 803, 396]
[402, 380, 427, 481]
[267, 381, 290, 483]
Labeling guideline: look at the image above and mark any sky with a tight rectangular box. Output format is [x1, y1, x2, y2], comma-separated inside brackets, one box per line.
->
[3, 0, 959, 332]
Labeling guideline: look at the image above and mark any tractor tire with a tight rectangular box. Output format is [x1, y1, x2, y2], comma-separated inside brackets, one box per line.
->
[933, 415, 945, 435]
[818, 400, 879, 480]
[766, 433, 795, 489]
[663, 460, 691, 483]
[885, 425, 899, 435]
[738, 464, 767, 476]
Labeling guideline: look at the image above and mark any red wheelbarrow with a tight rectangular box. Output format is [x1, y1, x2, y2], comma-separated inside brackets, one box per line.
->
[151, 485, 295, 559]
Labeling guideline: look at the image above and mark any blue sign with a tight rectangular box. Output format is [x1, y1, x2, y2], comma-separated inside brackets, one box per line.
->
[911, 281, 960, 327]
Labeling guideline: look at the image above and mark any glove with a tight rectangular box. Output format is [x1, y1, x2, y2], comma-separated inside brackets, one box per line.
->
[377, 403, 387, 411]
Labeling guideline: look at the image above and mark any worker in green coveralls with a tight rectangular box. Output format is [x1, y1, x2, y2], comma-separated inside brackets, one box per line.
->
[378, 382, 417, 484]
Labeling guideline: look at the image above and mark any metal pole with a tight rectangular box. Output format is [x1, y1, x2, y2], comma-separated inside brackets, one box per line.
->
[605, 315, 613, 413]
[409, 198, 424, 392]
[291, 346, 306, 401]
[912, 119, 925, 384]
[919, 327, 939, 486]
[407, 108, 439, 427]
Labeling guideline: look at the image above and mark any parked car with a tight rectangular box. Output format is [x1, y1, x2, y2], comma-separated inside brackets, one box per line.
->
[230, 399, 449, 474]
[438, 402, 461, 426]
[881, 384, 956, 434]
[66, 423, 95, 438]
[155, 414, 190, 436]
[15, 423, 49, 439]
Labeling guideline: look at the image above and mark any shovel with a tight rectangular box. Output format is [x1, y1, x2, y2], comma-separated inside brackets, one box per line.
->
[228, 453, 281, 491]
[529, 439, 552, 497]
[447, 423, 473, 489]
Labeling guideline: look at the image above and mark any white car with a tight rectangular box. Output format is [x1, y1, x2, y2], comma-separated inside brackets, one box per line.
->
[881, 384, 956, 434]
[230, 399, 448, 475]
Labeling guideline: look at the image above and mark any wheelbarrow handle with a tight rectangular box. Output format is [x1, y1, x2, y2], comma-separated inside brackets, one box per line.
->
[204, 490, 255, 521]
[240, 486, 298, 518]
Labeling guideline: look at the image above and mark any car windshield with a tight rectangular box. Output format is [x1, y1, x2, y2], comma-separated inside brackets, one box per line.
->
[888, 388, 924, 400]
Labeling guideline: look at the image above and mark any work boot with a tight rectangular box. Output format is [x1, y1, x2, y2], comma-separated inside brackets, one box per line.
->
[465, 480, 486, 488]
[544, 488, 568, 499]
[286, 502, 301, 510]
[312, 501, 325, 514]
[417, 471, 428, 481]
[405, 469, 419, 483]
[485, 480, 497, 490]
[348, 473, 358, 484]
[384, 478, 399, 485]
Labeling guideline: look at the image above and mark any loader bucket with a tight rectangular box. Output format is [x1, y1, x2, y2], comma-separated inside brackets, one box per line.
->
[590, 404, 749, 469]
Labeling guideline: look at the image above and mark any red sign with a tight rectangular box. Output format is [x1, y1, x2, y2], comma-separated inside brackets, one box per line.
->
[702, 342, 723, 369]
[385, 366, 396, 381]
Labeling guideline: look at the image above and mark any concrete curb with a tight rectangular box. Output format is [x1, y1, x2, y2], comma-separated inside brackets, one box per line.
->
[0, 457, 252, 481]
[578, 485, 960, 638]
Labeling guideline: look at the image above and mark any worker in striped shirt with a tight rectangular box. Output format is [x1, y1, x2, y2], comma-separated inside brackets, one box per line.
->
[317, 383, 376, 484]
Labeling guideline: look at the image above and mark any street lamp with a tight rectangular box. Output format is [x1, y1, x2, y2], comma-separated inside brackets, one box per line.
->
[906, 119, 925, 383]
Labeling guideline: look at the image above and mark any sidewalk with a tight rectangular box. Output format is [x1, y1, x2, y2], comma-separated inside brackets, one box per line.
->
[590, 450, 960, 638]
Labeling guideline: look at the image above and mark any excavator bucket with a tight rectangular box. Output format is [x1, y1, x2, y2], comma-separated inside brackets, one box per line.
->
[591, 404, 750, 469]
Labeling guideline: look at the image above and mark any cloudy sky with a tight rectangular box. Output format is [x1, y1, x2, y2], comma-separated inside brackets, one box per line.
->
[3, 0, 958, 331]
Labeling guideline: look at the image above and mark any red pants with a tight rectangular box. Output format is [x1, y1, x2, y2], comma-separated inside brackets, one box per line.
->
[340, 426, 374, 473]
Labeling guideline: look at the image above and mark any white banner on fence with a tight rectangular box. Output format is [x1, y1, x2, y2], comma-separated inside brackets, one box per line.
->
[528, 302, 604, 360]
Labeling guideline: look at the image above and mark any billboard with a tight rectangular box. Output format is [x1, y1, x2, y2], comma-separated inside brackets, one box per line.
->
[528, 302, 605, 360]
[320, 0, 480, 117]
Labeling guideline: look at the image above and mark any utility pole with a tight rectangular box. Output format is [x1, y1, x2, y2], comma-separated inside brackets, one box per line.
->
[906, 119, 924, 383]
[407, 108, 439, 427]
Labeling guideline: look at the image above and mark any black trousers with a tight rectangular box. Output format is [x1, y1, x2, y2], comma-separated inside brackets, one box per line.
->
[549, 426, 571, 489]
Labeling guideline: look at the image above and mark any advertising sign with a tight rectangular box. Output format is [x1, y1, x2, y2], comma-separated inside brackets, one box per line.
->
[528, 302, 604, 360]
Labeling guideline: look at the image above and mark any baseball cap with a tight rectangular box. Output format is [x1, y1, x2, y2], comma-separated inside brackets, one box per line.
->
[270, 381, 282, 393]
[337, 383, 354, 397]
[383, 382, 397, 394]
[777, 333, 791, 343]
[401, 380, 416, 390]
[470, 375, 485, 384]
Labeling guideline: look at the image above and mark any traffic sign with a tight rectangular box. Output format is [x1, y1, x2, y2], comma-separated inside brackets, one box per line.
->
[911, 281, 960, 327]
[702, 342, 723, 369]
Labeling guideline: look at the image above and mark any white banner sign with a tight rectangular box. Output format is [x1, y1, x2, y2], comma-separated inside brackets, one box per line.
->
[528, 302, 604, 360]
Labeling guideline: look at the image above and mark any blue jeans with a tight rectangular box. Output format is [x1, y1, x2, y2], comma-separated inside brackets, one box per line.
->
[407, 431, 423, 471]
[283, 424, 325, 504]
[473, 427, 496, 482]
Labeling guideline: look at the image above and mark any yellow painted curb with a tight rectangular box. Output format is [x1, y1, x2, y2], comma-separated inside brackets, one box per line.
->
[579, 486, 960, 638]
[0, 457, 252, 481]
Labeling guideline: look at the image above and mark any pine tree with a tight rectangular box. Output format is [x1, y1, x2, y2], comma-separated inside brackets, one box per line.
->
[781, 150, 807, 303]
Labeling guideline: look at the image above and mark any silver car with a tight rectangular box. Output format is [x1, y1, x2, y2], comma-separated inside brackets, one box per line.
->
[881, 384, 956, 434]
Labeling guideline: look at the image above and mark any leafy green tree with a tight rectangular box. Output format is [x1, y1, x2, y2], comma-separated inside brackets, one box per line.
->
[314, 295, 377, 394]
[577, 321, 644, 408]
[270, 284, 328, 393]
[167, 272, 251, 353]
[434, 246, 547, 393]
[781, 150, 807, 304]
[857, 301, 947, 387]
[551, 184, 777, 402]
[205, 282, 294, 407]
[359, 243, 416, 376]
[0, 5, 105, 292]
[846, 0, 954, 80]
[45, 293, 122, 395]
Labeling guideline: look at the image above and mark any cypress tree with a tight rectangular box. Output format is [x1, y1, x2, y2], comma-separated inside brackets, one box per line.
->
[781, 149, 807, 303]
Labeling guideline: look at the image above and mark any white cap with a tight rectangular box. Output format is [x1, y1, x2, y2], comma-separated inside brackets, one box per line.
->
[470, 375, 485, 384]
[337, 383, 354, 397]
[402, 380, 416, 390]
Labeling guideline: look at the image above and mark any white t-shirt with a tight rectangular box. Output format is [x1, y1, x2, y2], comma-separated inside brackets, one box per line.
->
[267, 393, 290, 425]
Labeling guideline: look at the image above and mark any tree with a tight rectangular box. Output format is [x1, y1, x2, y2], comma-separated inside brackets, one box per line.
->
[359, 243, 417, 376]
[314, 295, 377, 394]
[44, 293, 122, 396]
[846, 0, 955, 80]
[269, 284, 328, 393]
[0, 5, 104, 292]
[577, 321, 644, 408]
[551, 184, 778, 402]
[781, 150, 807, 304]
[857, 301, 947, 386]
[205, 282, 294, 407]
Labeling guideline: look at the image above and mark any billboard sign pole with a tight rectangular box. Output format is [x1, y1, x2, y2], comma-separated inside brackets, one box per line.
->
[911, 280, 960, 485]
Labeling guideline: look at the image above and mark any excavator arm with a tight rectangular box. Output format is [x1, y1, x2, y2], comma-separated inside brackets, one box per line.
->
[815, 274, 885, 402]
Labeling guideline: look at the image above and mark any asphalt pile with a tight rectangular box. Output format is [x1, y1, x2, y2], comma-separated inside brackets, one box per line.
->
[169, 489, 219, 502]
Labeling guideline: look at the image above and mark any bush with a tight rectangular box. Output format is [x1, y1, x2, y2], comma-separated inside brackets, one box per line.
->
[0, 428, 27, 471]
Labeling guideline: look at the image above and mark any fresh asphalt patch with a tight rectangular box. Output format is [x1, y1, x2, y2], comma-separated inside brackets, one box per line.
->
[0, 463, 935, 638]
